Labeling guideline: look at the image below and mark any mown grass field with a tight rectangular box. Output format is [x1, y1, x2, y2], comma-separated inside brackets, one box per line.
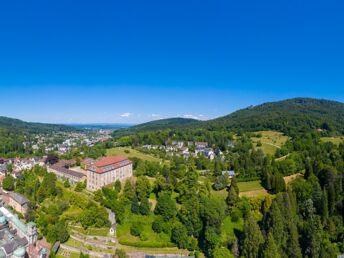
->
[106, 147, 163, 162]
[251, 130, 289, 155]
[238, 180, 269, 197]
[209, 179, 269, 199]
[321, 136, 344, 145]
[237, 180, 263, 192]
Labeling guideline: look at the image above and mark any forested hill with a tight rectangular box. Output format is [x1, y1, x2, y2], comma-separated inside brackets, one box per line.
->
[205, 98, 344, 135]
[0, 116, 77, 134]
[128, 117, 200, 131]
[114, 98, 344, 137]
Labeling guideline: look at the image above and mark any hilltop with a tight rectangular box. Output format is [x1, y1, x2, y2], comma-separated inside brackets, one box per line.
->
[205, 98, 344, 135]
[132, 117, 199, 130]
[116, 98, 344, 136]
[0, 116, 77, 134]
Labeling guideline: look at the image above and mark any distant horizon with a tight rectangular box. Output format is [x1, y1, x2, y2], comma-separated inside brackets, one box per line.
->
[2, 96, 344, 125]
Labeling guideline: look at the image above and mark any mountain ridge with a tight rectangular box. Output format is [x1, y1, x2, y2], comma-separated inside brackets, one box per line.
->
[115, 98, 344, 136]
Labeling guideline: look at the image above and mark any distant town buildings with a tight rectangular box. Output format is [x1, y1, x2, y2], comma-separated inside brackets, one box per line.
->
[87, 155, 133, 191]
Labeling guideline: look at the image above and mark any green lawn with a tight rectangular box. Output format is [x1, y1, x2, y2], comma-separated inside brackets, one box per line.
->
[221, 216, 244, 242]
[116, 213, 174, 248]
[237, 180, 264, 192]
[107, 147, 163, 162]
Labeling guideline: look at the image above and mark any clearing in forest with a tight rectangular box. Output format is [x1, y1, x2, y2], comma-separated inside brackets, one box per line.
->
[251, 130, 289, 155]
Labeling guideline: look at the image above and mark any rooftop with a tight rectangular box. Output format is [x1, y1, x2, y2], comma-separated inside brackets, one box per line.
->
[94, 155, 128, 167]
[89, 156, 132, 174]
[9, 192, 28, 206]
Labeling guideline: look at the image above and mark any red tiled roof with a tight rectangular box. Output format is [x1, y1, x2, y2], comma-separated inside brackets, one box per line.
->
[95, 155, 129, 167]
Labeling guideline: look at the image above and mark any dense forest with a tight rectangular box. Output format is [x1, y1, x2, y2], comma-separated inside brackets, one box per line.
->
[95, 134, 344, 257]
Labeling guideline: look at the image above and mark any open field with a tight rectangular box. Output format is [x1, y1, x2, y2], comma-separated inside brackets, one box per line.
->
[107, 147, 163, 162]
[238, 180, 269, 197]
[238, 180, 263, 192]
[321, 136, 344, 145]
[251, 130, 289, 155]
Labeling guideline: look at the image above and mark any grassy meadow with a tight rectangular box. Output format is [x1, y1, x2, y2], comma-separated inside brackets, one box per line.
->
[251, 130, 289, 155]
[106, 147, 163, 162]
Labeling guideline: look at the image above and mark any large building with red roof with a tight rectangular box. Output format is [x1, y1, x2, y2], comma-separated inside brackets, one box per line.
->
[86, 155, 133, 191]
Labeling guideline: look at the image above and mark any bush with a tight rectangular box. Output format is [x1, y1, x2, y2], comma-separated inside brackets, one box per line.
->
[139, 231, 149, 241]
[152, 217, 163, 233]
[230, 207, 241, 222]
[130, 222, 143, 237]
[2, 176, 15, 191]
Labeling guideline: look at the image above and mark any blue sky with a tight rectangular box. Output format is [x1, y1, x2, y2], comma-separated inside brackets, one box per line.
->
[0, 0, 343, 124]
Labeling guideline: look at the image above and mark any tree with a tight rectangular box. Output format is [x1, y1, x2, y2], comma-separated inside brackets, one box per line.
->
[131, 194, 140, 214]
[135, 176, 151, 201]
[63, 180, 70, 188]
[212, 247, 232, 258]
[231, 177, 239, 193]
[154, 192, 176, 221]
[115, 180, 122, 192]
[75, 181, 86, 192]
[262, 233, 280, 258]
[139, 196, 150, 215]
[242, 215, 264, 258]
[171, 222, 189, 249]
[115, 249, 128, 258]
[2, 175, 15, 191]
[226, 185, 238, 206]
[130, 222, 143, 236]
[321, 189, 329, 222]
[79, 253, 90, 258]
[152, 216, 163, 233]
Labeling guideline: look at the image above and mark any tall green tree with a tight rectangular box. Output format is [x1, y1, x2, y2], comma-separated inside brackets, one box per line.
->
[242, 215, 264, 258]
[262, 232, 280, 258]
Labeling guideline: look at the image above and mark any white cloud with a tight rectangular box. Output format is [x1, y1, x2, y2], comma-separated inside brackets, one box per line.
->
[119, 112, 132, 117]
[151, 114, 161, 117]
[183, 114, 200, 120]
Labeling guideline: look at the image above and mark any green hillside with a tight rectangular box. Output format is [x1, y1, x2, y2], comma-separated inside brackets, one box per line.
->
[117, 98, 344, 137]
[205, 98, 344, 135]
[0, 116, 76, 134]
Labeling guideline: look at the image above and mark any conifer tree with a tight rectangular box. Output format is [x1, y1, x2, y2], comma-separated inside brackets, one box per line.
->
[242, 215, 264, 258]
[262, 232, 280, 258]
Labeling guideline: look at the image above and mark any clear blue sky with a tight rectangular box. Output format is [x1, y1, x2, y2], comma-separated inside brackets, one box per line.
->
[0, 0, 343, 124]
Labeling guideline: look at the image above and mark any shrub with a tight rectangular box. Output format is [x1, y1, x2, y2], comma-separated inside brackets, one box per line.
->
[130, 222, 143, 237]
[230, 207, 241, 222]
[152, 217, 163, 233]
